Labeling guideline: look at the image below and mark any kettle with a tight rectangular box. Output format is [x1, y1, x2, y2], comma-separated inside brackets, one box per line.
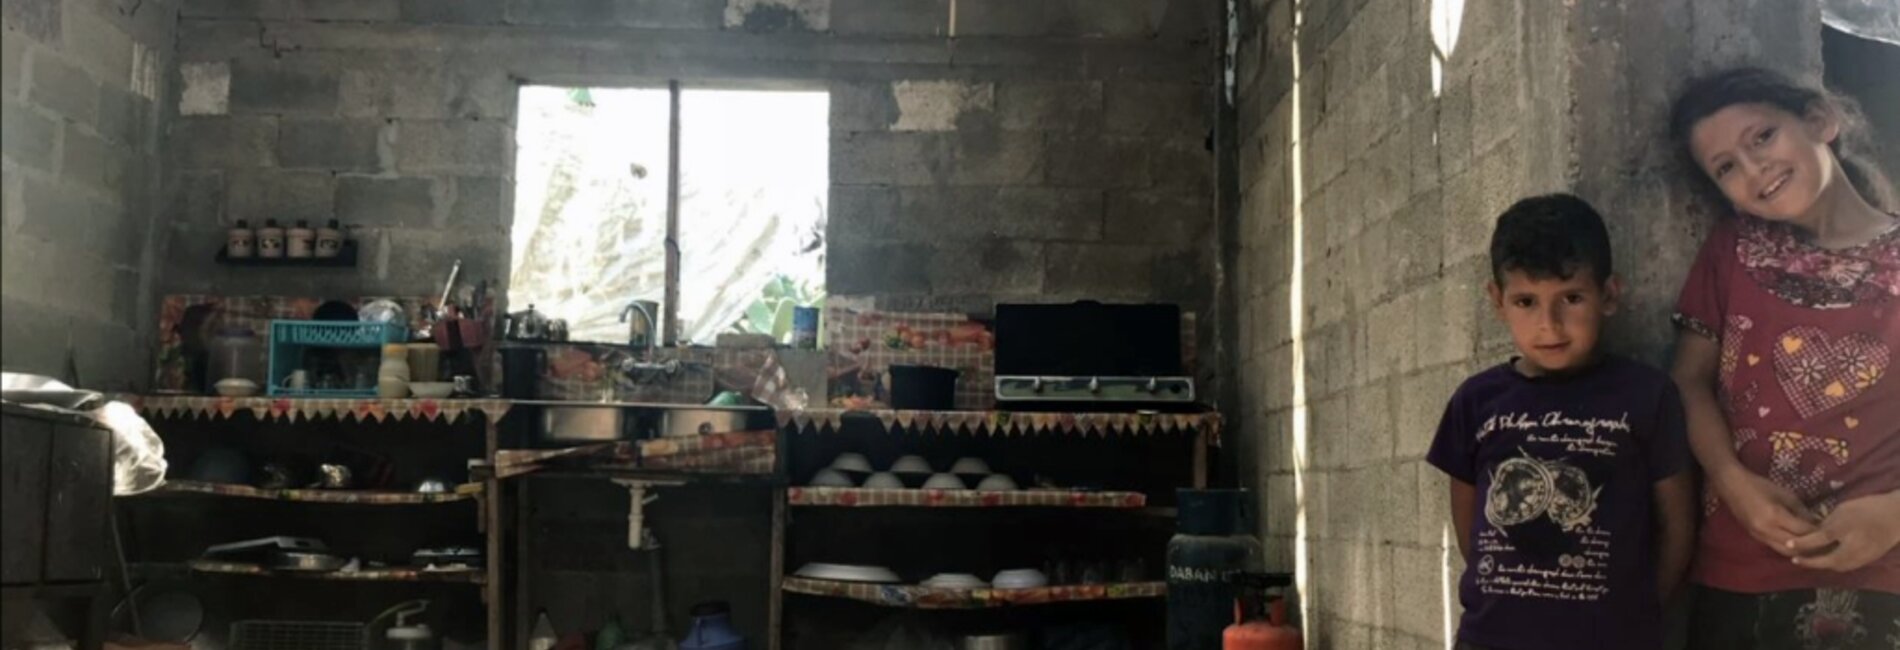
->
[505, 305, 550, 341]
[621, 300, 659, 349]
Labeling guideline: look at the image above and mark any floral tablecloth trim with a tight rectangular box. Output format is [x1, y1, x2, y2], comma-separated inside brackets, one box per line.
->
[787, 487, 1145, 508]
[151, 480, 481, 504]
[186, 560, 486, 583]
[133, 396, 511, 424]
[781, 577, 1165, 609]
[778, 408, 1221, 443]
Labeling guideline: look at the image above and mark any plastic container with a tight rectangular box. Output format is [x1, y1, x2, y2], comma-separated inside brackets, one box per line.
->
[227, 220, 256, 259]
[287, 220, 314, 258]
[267, 320, 410, 397]
[1168, 489, 1264, 650]
[208, 327, 267, 391]
[257, 220, 286, 259]
[679, 601, 744, 650]
[315, 220, 344, 258]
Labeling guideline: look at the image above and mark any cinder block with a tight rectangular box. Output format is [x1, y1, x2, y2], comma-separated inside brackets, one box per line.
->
[1106, 189, 1211, 248]
[297, 0, 401, 21]
[996, 80, 1102, 132]
[926, 240, 1044, 295]
[830, 0, 946, 36]
[723, 0, 829, 32]
[1416, 461, 1451, 548]
[2, 29, 26, 100]
[395, 119, 512, 174]
[945, 0, 1045, 37]
[335, 175, 435, 226]
[182, 0, 297, 18]
[179, 62, 231, 117]
[225, 170, 335, 223]
[833, 132, 943, 186]
[341, 65, 514, 119]
[95, 85, 146, 146]
[1150, 138, 1212, 192]
[170, 117, 277, 169]
[278, 119, 383, 171]
[400, 0, 505, 23]
[1392, 545, 1451, 641]
[60, 4, 133, 84]
[168, 170, 226, 228]
[890, 80, 993, 132]
[3, 100, 58, 171]
[1105, 81, 1207, 137]
[29, 53, 98, 125]
[1043, 242, 1153, 299]
[20, 176, 100, 248]
[448, 176, 509, 228]
[1440, 140, 1522, 266]
[949, 130, 1046, 185]
[229, 61, 338, 115]
[829, 81, 898, 132]
[111, 267, 141, 325]
[827, 241, 931, 294]
[58, 124, 129, 197]
[2, 0, 61, 43]
[1046, 134, 1147, 188]
[887, 187, 1103, 242]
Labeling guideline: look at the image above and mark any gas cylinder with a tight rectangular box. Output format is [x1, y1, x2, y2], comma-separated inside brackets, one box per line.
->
[1224, 572, 1301, 650]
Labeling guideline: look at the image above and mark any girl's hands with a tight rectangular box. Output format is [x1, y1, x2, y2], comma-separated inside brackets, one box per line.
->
[1713, 465, 1821, 556]
[1787, 491, 1900, 572]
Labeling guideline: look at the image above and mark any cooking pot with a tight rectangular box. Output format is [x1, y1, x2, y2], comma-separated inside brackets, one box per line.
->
[539, 406, 637, 443]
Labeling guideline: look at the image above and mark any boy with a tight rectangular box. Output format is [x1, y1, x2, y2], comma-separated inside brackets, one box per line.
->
[1427, 194, 1697, 650]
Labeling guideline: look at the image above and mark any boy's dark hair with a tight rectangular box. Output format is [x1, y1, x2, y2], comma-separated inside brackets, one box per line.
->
[1669, 66, 1895, 211]
[1489, 193, 1613, 286]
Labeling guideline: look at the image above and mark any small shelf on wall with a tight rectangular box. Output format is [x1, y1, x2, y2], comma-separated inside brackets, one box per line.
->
[781, 577, 1166, 609]
[215, 241, 359, 267]
[139, 480, 483, 504]
[137, 560, 486, 584]
[786, 487, 1147, 509]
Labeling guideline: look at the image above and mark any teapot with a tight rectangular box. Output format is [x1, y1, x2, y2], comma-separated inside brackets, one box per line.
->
[504, 305, 551, 341]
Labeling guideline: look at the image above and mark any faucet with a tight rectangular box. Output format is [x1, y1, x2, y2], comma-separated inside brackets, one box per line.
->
[620, 300, 659, 356]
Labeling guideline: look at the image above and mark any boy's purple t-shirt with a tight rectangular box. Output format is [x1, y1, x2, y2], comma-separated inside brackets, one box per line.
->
[1427, 356, 1690, 650]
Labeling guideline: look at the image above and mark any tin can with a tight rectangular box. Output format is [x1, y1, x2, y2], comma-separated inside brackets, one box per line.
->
[792, 306, 820, 349]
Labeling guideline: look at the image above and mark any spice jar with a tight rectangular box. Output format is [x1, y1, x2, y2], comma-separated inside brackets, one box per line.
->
[226, 220, 256, 259]
[257, 219, 286, 259]
[287, 220, 314, 258]
[316, 220, 344, 258]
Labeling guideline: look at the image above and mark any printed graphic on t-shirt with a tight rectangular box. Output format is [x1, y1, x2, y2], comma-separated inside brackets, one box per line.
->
[1474, 410, 1627, 603]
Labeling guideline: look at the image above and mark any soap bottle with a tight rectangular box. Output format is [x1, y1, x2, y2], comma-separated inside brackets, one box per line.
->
[257, 219, 286, 259]
[226, 219, 256, 259]
[287, 220, 315, 258]
[316, 219, 345, 258]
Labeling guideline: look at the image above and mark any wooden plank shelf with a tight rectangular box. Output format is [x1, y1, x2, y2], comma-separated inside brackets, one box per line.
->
[140, 560, 486, 584]
[781, 577, 1164, 609]
[778, 408, 1220, 442]
[139, 480, 482, 504]
[786, 487, 1146, 509]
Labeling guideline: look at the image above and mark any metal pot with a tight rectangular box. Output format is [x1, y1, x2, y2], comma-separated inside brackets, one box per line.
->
[540, 406, 636, 443]
[656, 408, 773, 438]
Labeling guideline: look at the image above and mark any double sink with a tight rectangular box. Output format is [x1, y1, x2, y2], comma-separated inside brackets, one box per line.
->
[520, 400, 776, 444]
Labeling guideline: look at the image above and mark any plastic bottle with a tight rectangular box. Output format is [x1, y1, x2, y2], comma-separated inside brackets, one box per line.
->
[208, 327, 266, 390]
[257, 219, 286, 259]
[227, 220, 256, 258]
[316, 220, 345, 258]
[287, 220, 315, 258]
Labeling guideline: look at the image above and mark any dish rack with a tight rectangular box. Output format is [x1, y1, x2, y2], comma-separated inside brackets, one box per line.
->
[267, 320, 410, 398]
[230, 620, 366, 650]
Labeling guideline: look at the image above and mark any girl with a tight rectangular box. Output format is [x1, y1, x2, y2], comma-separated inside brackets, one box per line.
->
[1669, 67, 1900, 649]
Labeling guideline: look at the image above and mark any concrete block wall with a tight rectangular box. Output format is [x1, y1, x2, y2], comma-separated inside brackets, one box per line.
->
[3, 0, 177, 390]
[161, 0, 1225, 347]
[1230, 0, 1819, 647]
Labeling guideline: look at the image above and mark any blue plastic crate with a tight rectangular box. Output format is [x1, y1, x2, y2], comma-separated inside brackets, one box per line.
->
[267, 320, 410, 397]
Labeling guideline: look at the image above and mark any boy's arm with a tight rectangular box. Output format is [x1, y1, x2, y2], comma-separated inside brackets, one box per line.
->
[1651, 472, 1695, 601]
[1449, 478, 1477, 561]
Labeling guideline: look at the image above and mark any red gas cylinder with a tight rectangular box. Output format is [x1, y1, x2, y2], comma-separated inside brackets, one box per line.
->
[1224, 573, 1302, 650]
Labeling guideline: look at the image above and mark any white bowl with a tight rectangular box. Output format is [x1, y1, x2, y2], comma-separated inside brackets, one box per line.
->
[889, 455, 933, 474]
[408, 382, 454, 399]
[920, 573, 988, 589]
[215, 378, 259, 397]
[922, 473, 969, 490]
[992, 568, 1048, 589]
[830, 452, 874, 473]
[862, 472, 905, 489]
[975, 474, 1019, 492]
[809, 468, 856, 488]
[795, 563, 900, 583]
[949, 457, 991, 475]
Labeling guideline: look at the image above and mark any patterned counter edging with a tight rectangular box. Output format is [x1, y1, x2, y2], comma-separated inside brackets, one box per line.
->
[186, 560, 486, 583]
[781, 577, 1166, 609]
[150, 480, 482, 504]
[133, 396, 511, 424]
[787, 487, 1146, 508]
[778, 409, 1221, 444]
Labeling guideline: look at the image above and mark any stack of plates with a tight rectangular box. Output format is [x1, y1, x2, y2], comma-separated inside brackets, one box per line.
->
[794, 563, 900, 583]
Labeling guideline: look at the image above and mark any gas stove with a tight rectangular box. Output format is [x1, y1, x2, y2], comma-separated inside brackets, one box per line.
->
[995, 376, 1196, 405]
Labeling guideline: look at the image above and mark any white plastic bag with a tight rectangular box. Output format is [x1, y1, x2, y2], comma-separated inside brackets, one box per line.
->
[91, 401, 167, 496]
